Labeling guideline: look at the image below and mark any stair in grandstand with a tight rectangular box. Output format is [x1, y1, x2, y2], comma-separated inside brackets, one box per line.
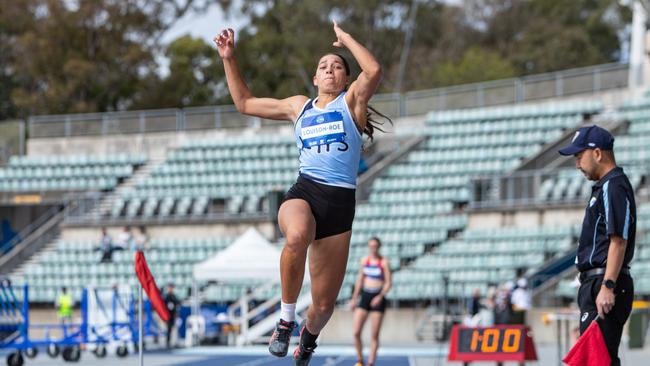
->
[515, 116, 629, 172]
[89, 156, 167, 219]
[0, 207, 63, 276]
[8, 234, 61, 280]
[529, 250, 578, 305]
[356, 135, 427, 202]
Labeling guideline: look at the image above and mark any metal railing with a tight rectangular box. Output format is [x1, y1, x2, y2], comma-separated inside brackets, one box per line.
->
[28, 63, 629, 138]
[469, 169, 586, 210]
[356, 135, 427, 203]
[471, 164, 649, 210]
[0, 205, 64, 274]
[0, 205, 61, 257]
[28, 105, 284, 139]
[62, 192, 269, 226]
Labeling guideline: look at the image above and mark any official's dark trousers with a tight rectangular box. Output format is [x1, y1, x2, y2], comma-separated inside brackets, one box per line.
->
[166, 317, 176, 348]
[578, 273, 634, 366]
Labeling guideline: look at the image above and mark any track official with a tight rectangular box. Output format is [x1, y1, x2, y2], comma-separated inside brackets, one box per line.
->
[559, 125, 636, 366]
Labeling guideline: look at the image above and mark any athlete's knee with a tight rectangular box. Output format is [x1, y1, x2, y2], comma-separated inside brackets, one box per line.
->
[311, 300, 335, 317]
[283, 230, 311, 254]
[353, 328, 362, 339]
[284, 228, 311, 247]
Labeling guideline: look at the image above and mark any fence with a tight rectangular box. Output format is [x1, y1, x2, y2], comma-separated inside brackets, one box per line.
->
[27, 63, 629, 138]
[61, 192, 269, 226]
[470, 163, 649, 210]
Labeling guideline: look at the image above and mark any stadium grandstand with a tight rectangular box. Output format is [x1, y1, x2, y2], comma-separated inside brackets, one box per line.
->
[2, 3, 650, 366]
[2, 63, 649, 363]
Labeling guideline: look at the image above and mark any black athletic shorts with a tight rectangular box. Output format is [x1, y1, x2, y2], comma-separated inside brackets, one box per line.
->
[357, 289, 386, 313]
[283, 174, 356, 240]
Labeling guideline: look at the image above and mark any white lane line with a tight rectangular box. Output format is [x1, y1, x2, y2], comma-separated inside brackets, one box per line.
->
[408, 355, 416, 366]
[233, 356, 278, 366]
[322, 355, 347, 365]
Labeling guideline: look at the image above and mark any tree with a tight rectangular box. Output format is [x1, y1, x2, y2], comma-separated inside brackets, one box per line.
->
[1, 0, 213, 118]
[233, 0, 342, 98]
[216, 0, 464, 96]
[217, 0, 505, 94]
[132, 35, 224, 108]
[0, 2, 31, 120]
[405, 2, 482, 90]
[0, 0, 634, 120]
[430, 47, 515, 86]
[481, 0, 631, 74]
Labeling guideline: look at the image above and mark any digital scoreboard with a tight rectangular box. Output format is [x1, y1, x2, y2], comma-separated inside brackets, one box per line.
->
[447, 325, 538, 363]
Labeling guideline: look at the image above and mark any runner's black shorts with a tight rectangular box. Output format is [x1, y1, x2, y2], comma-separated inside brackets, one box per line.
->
[357, 289, 387, 313]
[283, 174, 356, 240]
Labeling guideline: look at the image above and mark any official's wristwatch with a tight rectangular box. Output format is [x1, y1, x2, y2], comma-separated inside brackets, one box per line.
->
[603, 279, 616, 290]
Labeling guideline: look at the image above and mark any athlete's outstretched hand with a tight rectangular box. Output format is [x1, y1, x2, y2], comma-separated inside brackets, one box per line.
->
[214, 28, 235, 59]
[332, 20, 348, 48]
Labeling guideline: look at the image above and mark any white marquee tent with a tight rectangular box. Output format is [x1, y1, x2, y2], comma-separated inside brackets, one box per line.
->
[192, 227, 310, 283]
[189, 228, 312, 346]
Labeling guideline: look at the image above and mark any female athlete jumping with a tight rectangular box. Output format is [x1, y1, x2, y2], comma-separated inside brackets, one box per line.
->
[215, 21, 385, 365]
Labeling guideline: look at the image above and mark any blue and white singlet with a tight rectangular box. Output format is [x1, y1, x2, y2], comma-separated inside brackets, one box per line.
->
[293, 91, 362, 189]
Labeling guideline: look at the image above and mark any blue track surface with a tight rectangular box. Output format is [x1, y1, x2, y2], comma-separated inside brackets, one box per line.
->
[171, 355, 410, 366]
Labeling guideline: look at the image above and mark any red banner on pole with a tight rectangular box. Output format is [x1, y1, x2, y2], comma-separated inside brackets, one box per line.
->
[134, 251, 170, 322]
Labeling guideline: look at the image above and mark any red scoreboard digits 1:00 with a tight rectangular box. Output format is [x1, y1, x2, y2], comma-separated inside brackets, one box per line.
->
[448, 325, 538, 363]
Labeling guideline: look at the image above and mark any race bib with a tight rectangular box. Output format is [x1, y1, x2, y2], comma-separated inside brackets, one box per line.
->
[300, 111, 345, 148]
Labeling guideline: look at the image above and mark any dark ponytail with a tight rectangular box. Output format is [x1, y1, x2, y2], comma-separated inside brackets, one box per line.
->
[364, 105, 392, 142]
[330, 53, 393, 142]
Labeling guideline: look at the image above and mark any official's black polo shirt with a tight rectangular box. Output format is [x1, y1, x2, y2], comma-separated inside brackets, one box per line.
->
[576, 167, 636, 272]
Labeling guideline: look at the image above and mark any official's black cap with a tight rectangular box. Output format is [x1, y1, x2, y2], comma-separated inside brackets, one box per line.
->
[558, 125, 614, 156]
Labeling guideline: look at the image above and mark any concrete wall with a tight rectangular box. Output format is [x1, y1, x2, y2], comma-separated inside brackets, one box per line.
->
[527, 308, 580, 345]
[24, 86, 636, 159]
[320, 308, 428, 345]
[319, 307, 582, 346]
[468, 208, 585, 231]
[27, 125, 296, 159]
[25, 308, 77, 339]
[28, 305, 634, 352]
[25, 112, 427, 160]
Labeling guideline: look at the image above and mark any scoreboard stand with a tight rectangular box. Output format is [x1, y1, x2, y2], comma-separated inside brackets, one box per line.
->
[447, 325, 538, 365]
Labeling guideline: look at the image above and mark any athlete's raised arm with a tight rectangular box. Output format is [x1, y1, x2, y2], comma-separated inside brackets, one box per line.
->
[214, 28, 308, 121]
[332, 21, 383, 129]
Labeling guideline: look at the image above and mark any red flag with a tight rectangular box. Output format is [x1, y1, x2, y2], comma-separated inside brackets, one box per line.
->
[563, 320, 611, 366]
[134, 251, 170, 322]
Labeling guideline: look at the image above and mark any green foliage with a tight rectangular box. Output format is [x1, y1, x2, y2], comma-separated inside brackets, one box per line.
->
[481, 0, 631, 74]
[228, 0, 457, 95]
[0, 0, 208, 118]
[4, 1, 164, 116]
[0, 0, 633, 119]
[132, 35, 224, 108]
[430, 47, 516, 87]
[226, 0, 630, 95]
